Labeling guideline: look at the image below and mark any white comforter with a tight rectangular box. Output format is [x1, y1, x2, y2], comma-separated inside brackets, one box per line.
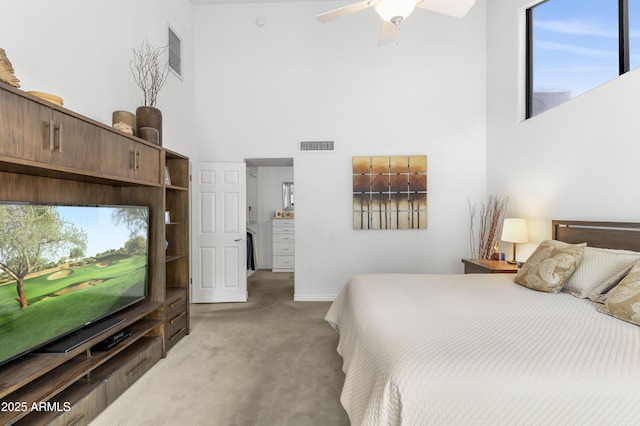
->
[325, 273, 640, 425]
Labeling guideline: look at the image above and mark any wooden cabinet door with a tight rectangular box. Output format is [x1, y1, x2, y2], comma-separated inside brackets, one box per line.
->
[100, 131, 161, 185]
[0, 88, 101, 174]
[0, 87, 52, 161]
[133, 142, 161, 184]
[49, 111, 102, 173]
[100, 131, 137, 179]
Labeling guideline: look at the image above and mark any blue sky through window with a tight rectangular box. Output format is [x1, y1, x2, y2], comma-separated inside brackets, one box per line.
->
[533, 0, 620, 98]
[631, 0, 640, 69]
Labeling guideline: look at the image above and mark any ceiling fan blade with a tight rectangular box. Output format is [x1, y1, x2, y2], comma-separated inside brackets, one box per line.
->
[378, 20, 398, 46]
[416, 0, 476, 18]
[316, 0, 374, 23]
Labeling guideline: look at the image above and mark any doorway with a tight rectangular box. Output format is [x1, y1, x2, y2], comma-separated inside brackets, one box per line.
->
[245, 158, 294, 281]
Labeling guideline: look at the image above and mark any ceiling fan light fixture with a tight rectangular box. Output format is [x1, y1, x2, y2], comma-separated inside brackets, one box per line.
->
[374, 0, 416, 24]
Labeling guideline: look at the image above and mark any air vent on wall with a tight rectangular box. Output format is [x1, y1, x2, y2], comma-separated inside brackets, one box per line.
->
[168, 26, 182, 77]
[299, 140, 334, 151]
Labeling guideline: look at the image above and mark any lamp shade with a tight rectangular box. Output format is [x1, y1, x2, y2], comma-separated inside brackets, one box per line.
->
[501, 218, 528, 243]
[375, 0, 416, 23]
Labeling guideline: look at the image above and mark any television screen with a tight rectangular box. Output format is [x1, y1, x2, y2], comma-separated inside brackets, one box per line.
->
[0, 203, 149, 366]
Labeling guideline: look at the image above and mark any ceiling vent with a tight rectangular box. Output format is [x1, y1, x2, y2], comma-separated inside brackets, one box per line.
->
[299, 140, 334, 152]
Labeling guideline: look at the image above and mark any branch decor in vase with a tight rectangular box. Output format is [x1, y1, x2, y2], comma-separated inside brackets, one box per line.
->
[468, 194, 509, 260]
[130, 39, 169, 145]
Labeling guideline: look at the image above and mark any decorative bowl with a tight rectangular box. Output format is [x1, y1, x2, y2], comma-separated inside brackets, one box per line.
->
[26, 91, 63, 106]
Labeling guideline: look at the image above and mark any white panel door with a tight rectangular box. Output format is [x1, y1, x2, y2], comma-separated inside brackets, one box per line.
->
[191, 162, 247, 303]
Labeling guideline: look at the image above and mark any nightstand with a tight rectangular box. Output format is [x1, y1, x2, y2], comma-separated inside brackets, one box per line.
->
[461, 259, 520, 274]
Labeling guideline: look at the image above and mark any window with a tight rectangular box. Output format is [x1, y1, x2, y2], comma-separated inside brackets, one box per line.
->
[526, 0, 637, 117]
[168, 26, 182, 77]
[631, 0, 640, 70]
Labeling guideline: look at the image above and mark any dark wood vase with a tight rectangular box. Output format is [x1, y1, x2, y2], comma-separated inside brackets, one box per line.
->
[136, 106, 162, 146]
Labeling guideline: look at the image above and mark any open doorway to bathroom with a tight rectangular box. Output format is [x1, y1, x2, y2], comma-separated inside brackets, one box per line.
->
[245, 158, 294, 281]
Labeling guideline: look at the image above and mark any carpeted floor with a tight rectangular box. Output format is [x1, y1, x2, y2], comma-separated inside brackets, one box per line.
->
[90, 270, 349, 426]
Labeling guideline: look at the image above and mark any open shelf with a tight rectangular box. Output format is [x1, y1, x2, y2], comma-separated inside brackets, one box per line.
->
[163, 150, 190, 353]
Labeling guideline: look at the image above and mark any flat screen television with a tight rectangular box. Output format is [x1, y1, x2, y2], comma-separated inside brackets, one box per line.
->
[0, 203, 149, 366]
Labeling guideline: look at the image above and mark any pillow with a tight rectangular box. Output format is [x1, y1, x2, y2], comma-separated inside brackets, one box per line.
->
[588, 262, 636, 303]
[599, 259, 640, 327]
[563, 247, 640, 299]
[514, 240, 586, 293]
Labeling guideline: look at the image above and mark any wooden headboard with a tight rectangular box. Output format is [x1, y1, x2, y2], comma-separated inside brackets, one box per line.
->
[552, 220, 640, 251]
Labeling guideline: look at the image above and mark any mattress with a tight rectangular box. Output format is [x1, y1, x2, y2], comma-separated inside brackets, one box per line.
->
[325, 273, 640, 425]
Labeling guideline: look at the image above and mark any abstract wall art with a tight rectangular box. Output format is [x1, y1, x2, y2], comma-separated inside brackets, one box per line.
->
[353, 155, 427, 230]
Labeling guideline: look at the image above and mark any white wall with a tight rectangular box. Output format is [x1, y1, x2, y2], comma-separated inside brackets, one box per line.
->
[0, 0, 196, 157]
[486, 0, 640, 259]
[194, 0, 488, 299]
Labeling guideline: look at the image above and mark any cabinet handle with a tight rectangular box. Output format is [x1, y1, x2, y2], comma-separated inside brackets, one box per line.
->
[48, 119, 55, 150]
[170, 328, 186, 340]
[170, 312, 186, 324]
[126, 357, 150, 377]
[130, 149, 141, 170]
[55, 123, 63, 153]
[169, 298, 184, 309]
[135, 149, 141, 170]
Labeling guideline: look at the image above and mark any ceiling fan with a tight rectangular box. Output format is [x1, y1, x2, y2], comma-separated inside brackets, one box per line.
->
[316, 0, 476, 46]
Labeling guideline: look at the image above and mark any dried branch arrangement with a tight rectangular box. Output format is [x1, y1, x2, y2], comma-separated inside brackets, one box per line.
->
[130, 39, 169, 107]
[468, 194, 509, 259]
[468, 198, 477, 258]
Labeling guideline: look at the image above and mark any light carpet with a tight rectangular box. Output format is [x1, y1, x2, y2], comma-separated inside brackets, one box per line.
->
[90, 270, 349, 426]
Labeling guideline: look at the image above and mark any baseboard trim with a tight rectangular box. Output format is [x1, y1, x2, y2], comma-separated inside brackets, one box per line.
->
[294, 294, 336, 302]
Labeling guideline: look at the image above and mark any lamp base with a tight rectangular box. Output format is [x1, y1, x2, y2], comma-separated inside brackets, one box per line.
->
[508, 243, 518, 265]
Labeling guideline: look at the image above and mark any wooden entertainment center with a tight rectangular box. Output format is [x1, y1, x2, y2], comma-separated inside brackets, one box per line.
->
[0, 82, 190, 425]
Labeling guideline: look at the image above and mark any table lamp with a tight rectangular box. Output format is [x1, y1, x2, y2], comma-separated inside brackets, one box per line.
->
[501, 218, 528, 264]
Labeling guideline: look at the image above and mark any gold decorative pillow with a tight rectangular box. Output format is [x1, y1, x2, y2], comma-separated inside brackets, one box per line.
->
[599, 259, 640, 326]
[514, 240, 586, 293]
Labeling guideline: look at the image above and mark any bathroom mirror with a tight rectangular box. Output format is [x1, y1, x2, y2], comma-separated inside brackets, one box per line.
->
[283, 182, 294, 210]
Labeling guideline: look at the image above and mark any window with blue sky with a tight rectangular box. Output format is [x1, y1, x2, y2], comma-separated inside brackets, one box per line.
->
[631, 0, 640, 70]
[527, 0, 639, 117]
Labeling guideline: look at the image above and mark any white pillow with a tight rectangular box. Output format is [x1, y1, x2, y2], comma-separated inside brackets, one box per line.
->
[562, 246, 640, 299]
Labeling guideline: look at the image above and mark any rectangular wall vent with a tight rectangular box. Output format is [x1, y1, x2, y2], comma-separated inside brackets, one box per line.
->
[299, 140, 334, 151]
[168, 26, 182, 77]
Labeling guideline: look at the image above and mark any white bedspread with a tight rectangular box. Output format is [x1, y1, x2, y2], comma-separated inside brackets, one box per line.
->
[325, 273, 640, 425]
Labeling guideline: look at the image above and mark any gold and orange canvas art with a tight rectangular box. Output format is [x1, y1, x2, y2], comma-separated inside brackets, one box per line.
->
[352, 155, 427, 230]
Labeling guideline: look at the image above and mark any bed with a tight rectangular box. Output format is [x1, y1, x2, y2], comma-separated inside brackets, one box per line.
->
[326, 220, 640, 425]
